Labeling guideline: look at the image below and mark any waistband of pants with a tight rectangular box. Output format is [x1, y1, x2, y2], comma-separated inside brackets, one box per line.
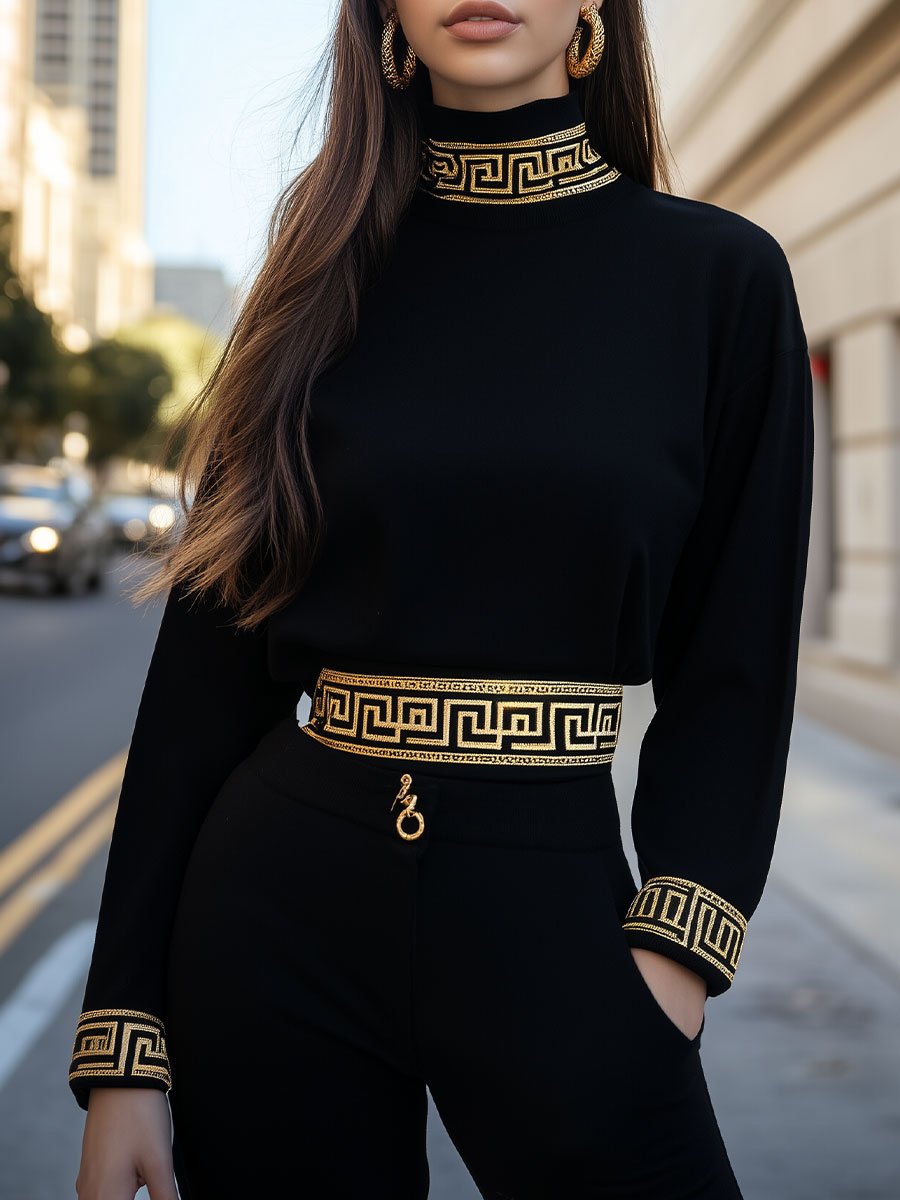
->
[301, 664, 624, 770]
[252, 714, 624, 851]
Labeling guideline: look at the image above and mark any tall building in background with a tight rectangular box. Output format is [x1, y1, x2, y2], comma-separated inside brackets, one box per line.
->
[17, 88, 88, 340]
[23, 0, 153, 339]
[649, 0, 900, 756]
[154, 264, 238, 342]
[33, 0, 119, 176]
[0, 0, 31, 217]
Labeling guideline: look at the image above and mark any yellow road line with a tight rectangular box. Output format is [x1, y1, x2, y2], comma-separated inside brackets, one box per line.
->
[0, 751, 126, 898]
[0, 801, 118, 954]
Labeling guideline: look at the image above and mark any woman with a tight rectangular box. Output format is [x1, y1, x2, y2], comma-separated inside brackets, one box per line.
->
[69, 1, 814, 1197]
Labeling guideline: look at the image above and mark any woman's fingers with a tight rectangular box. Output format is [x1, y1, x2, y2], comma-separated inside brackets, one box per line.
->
[75, 1087, 178, 1200]
[139, 1154, 179, 1200]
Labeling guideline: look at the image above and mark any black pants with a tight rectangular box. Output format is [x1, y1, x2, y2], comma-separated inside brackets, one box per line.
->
[165, 713, 743, 1199]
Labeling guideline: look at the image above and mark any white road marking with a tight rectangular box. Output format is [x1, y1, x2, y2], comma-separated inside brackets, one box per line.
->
[0, 920, 96, 1091]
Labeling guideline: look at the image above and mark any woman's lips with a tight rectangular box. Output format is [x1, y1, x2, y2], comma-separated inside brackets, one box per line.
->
[445, 18, 521, 41]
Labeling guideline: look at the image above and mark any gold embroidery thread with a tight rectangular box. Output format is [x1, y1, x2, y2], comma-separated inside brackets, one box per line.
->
[68, 1008, 171, 1089]
[623, 875, 747, 984]
[419, 121, 620, 205]
[300, 666, 623, 765]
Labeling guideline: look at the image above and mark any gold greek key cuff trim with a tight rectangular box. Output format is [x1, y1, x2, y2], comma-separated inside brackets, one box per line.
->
[68, 1008, 171, 1090]
[419, 121, 621, 205]
[622, 875, 747, 987]
[302, 666, 623, 766]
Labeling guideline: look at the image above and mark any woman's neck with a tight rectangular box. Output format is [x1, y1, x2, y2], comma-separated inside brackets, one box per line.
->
[408, 85, 627, 229]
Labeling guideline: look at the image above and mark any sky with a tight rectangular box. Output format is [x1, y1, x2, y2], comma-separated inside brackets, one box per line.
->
[146, 0, 337, 289]
[146, 1, 667, 290]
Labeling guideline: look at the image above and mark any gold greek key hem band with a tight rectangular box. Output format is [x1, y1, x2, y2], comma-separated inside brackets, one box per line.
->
[303, 666, 623, 766]
[623, 875, 747, 986]
[418, 121, 621, 205]
[68, 1008, 171, 1090]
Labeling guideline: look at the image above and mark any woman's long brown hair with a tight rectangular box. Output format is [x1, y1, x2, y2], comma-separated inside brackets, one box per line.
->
[131, 0, 673, 629]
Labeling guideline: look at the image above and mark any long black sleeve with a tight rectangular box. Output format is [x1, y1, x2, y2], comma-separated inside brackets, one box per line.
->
[621, 241, 815, 998]
[67, 538, 300, 1110]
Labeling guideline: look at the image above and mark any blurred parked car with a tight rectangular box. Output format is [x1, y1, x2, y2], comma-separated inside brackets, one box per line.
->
[99, 480, 186, 549]
[0, 462, 114, 594]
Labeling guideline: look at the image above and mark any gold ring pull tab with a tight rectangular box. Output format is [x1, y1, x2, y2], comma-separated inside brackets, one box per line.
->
[391, 772, 425, 841]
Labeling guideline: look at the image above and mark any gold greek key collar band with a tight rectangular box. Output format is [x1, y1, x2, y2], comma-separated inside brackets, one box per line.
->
[300, 666, 623, 766]
[419, 122, 620, 206]
[416, 88, 620, 207]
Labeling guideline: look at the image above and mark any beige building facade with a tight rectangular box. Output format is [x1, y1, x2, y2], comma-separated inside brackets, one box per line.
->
[0, 0, 30, 216]
[2, 0, 152, 343]
[18, 88, 88, 341]
[33, 0, 154, 337]
[649, 0, 900, 759]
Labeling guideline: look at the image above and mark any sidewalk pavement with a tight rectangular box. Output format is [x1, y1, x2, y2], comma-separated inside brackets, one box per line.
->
[617, 683, 900, 986]
[613, 685, 900, 1200]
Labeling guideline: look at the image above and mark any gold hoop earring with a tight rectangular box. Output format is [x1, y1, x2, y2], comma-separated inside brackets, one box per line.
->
[566, 4, 605, 78]
[381, 9, 417, 90]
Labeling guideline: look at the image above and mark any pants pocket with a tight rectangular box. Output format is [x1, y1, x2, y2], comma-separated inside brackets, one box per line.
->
[596, 845, 705, 1053]
[619, 935, 706, 1049]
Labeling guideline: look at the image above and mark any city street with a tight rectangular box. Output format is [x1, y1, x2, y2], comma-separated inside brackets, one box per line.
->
[3, 1, 900, 1197]
[1, 554, 898, 1199]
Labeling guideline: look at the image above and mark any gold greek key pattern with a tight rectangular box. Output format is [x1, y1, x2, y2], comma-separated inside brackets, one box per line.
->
[68, 1008, 171, 1090]
[419, 121, 621, 205]
[301, 666, 623, 765]
[623, 875, 747, 986]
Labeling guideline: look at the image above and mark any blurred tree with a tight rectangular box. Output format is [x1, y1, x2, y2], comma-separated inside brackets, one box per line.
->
[0, 211, 219, 467]
[0, 210, 71, 457]
[116, 309, 224, 468]
[65, 338, 173, 463]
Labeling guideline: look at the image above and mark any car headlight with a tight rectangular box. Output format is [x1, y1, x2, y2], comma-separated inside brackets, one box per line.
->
[24, 526, 60, 553]
[148, 503, 176, 531]
[123, 518, 147, 542]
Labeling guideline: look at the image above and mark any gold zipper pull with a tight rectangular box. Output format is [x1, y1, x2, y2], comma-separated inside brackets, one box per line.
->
[392, 772, 424, 841]
[391, 773, 413, 811]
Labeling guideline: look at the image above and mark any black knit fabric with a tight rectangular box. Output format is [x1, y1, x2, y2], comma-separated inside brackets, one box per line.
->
[67, 85, 814, 1109]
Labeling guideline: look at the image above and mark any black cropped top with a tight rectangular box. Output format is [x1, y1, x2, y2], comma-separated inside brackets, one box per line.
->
[67, 85, 814, 1109]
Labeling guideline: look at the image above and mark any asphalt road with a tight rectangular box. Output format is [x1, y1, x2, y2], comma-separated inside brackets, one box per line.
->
[1, 552, 898, 1198]
[0, 553, 481, 1200]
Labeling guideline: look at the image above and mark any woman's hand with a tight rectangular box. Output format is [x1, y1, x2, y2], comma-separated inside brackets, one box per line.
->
[75, 1087, 178, 1200]
[630, 946, 707, 1040]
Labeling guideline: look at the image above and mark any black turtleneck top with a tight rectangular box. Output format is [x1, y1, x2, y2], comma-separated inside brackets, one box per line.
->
[67, 87, 814, 1109]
